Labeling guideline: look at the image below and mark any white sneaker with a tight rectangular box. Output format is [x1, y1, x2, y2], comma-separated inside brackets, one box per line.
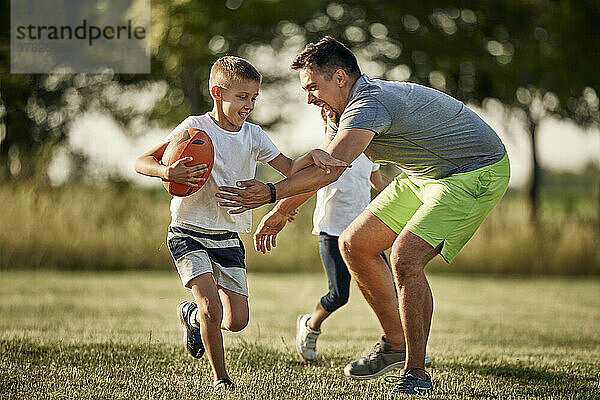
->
[296, 313, 321, 361]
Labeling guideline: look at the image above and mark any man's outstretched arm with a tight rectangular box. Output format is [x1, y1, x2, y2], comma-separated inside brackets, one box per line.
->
[216, 128, 375, 214]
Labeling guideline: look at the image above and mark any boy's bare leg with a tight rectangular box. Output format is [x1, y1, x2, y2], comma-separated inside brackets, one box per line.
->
[218, 287, 249, 332]
[189, 273, 227, 380]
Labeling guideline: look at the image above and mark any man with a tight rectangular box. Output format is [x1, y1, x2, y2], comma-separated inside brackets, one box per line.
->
[216, 36, 510, 395]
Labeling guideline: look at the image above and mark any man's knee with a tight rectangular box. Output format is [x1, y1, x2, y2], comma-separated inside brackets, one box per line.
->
[339, 229, 372, 260]
[391, 256, 425, 283]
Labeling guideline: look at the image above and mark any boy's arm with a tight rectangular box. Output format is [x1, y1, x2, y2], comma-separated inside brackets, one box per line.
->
[134, 142, 208, 186]
[369, 169, 392, 192]
[255, 136, 339, 253]
[253, 192, 315, 253]
[267, 150, 350, 178]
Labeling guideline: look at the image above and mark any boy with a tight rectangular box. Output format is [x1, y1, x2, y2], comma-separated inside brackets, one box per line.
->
[135, 56, 347, 391]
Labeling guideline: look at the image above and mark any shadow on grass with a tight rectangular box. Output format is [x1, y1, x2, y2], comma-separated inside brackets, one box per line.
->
[457, 362, 596, 382]
[441, 361, 600, 399]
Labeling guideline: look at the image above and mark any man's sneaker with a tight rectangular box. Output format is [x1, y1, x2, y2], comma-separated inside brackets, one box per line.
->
[343, 337, 406, 380]
[213, 377, 234, 391]
[296, 313, 321, 361]
[177, 301, 205, 358]
[386, 368, 433, 395]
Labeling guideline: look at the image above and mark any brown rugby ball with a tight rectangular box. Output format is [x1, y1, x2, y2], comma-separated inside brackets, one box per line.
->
[161, 128, 214, 197]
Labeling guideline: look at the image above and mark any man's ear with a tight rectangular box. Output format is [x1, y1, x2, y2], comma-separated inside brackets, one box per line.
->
[334, 69, 349, 87]
[210, 85, 222, 100]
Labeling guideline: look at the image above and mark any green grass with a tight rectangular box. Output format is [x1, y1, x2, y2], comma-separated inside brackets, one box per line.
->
[1, 271, 599, 399]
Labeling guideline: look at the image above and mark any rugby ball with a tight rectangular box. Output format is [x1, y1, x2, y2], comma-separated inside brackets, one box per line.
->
[161, 128, 214, 197]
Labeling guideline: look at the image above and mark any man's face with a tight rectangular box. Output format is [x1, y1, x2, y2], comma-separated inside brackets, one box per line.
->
[299, 68, 343, 125]
[215, 79, 260, 130]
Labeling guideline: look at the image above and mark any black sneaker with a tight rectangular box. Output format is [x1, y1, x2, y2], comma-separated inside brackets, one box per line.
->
[177, 301, 205, 358]
[386, 368, 433, 395]
[213, 377, 234, 391]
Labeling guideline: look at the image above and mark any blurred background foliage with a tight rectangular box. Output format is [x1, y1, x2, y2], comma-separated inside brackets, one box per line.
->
[0, 0, 598, 274]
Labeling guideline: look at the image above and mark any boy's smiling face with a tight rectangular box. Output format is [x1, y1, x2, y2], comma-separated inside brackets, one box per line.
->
[211, 79, 260, 131]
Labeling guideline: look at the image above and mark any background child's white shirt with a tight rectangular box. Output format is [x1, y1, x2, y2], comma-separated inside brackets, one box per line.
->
[312, 153, 380, 237]
[164, 113, 280, 233]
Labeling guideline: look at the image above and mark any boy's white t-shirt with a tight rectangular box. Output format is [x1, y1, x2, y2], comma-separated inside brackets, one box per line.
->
[164, 113, 280, 233]
[312, 153, 380, 237]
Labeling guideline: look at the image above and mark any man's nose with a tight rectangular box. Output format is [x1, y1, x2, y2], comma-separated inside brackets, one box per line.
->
[307, 92, 316, 104]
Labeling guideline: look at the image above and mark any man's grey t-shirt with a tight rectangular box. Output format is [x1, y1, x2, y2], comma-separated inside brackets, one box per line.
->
[327, 74, 506, 179]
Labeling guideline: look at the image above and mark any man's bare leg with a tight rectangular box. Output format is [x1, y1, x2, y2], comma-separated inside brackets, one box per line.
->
[339, 210, 403, 349]
[390, 230, 442, 378]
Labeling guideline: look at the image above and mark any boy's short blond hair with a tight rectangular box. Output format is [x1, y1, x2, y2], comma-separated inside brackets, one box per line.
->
[209, 56, 262, 89]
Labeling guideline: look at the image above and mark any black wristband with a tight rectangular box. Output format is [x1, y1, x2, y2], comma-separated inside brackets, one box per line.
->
[266, 183, 276, 203]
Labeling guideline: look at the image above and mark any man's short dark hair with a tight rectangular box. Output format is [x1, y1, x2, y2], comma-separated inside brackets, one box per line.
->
[291, 36, 361, 79]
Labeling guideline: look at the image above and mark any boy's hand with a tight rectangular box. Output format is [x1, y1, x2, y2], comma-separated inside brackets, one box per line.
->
[253, 210, 289, 253]
[309, 149, 351, 174]
[164, 157, 208, 186]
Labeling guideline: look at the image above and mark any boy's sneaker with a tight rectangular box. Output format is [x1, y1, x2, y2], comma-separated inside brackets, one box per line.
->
[213, 377, 234, 391]
[296, 313, 321, 361]
[343, 337, 405, 380]
[386, 368, 433, 395]
[425, 354, 432, 367]
[177, 301, 205, 358]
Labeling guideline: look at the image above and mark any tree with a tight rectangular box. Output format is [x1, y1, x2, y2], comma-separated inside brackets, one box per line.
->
[305, 0, 600, 223]
[2, 0, 598, 222]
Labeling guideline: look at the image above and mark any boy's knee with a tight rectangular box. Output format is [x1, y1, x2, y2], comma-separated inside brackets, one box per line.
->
[197, 300, 223, 326]
[223, 314, 249, 332]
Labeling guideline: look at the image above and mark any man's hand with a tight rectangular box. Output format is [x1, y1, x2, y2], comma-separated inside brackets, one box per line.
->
[309, 149, 351, 174]
[164, 157, 208, 187]
[253, 210, 289, 253]
[286, 208, 299, 222]
[216, 179, 271, 214]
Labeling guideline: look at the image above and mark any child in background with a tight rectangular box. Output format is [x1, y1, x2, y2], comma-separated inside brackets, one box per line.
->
[134, 56, 347, 391]
[296, 151, 390, 361]
[254, 109, 430, 368]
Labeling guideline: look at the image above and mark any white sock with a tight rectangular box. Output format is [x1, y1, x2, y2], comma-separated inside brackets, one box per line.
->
[189, 308, 200, 328]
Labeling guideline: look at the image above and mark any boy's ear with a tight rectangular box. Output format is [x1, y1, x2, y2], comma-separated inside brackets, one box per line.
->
[210, 85, 222, 100]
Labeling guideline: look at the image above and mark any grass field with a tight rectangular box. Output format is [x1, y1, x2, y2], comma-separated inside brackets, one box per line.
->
[1, 182, 599, 275]
[1, 271, 599, 399]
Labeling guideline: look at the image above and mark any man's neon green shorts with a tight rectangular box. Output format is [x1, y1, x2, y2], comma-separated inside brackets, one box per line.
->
[367, 154, 510, 263]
